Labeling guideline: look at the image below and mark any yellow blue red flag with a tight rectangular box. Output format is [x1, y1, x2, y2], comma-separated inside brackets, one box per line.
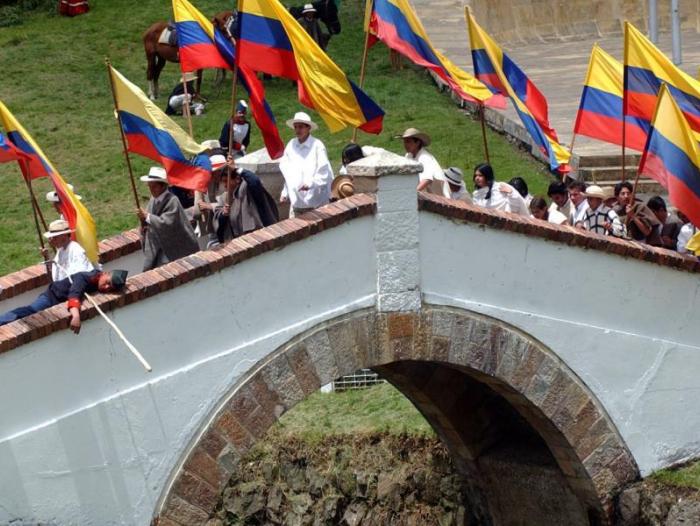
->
[172, 0, 284, 158]
[574, 44, 647, 150]
[625, 21, 700, 145]
[237, 0, 385, 133]
[366, 0, 504, 108]
[0, 100, 99, 263]
[638, 83, 700, 230]
[466, 8, 570, 173]
[108, 64, 212, 192]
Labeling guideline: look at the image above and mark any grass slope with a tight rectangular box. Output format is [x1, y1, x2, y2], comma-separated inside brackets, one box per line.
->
[0, 0, 552, 275]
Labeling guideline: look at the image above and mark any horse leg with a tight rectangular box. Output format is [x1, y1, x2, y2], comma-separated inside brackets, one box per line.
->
[153, 55, 166, 100]
[146, 51, 157, 99]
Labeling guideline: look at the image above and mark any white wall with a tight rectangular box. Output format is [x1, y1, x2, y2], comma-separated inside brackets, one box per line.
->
[0, 217, 376, 526]
[419, 212, 700, 476]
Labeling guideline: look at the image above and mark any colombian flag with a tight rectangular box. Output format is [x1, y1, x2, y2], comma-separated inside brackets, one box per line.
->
[625, 22, 700, 145]
[367, 0, 504, 108]
[0, 130, 29, 164]
[638, 84, 700, 229]
[466, 8, 570, 173]
[0, 100, 99, 263]
[172, 0, 284, 159]
[574, 44, 647, 150]
[0, 100, 54, 180]
[238, 0, 385, 133]
[108, 64, 211, 192]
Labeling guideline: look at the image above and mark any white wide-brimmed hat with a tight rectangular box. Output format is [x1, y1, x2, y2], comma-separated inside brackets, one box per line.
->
[209, 154, 227, 171]
[584, 185, 606, 199]
[46, 183, 81, 202]
[395, 127, 431, 147]
[302, 3, 317, 13]
[43, 219, 74, 239]
[443, 167, 464, 186]
[286, 111, 318, 131]
[140, 166, 168, 183]
[201, 139, 221, 150]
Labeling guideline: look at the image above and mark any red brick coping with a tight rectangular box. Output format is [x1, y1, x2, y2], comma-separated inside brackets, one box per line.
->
[0, 195, 376, 353]
[0, 229, 142, 302]
[419, 193, 700, 273]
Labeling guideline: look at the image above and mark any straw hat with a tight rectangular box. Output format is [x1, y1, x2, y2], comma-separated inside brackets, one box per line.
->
[209, 154, 227, 171]
[43, 219, 74, 239]
[395, 127, 431, 147]
[140, 166, 168, 183]
[331, 175, 354, 200]
[201, 139, 221, 150]
[584, 185, 606, 199]
[286, 111, 318, 130]
[601, 186, 616, 201]
[443, 167, 464, 186]
[302, 3, 317, 13]
[46, 183, 81, 202]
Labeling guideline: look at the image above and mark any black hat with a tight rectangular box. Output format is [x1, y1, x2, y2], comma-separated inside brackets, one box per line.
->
[110, 270, 129, 290]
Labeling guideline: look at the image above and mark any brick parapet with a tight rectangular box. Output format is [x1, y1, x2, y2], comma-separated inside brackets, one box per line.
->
[0, 228, 142, 302]
[0, 195, 376, 354]
[418, 192, 700, 273]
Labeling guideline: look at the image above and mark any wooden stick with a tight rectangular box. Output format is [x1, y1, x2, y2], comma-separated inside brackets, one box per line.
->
[105, 59, 141, 211]
[566, 132, 577, 182]
[83, 292, 152, 372]
[22, 167, 52, 279]
[54, 259, 152, 372]
[621, 115, 627, 182]
[352, 3, 373, 144]
[479, 103, 490, 164]
[222, 17, 241, 206]
[180, 75, 195, 138]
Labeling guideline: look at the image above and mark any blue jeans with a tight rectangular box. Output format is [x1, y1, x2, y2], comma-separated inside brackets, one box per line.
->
[0, 293, 54, 326]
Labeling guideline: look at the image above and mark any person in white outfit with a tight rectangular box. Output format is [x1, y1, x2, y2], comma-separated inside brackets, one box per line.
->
[279, 111, 334, 218]
[397, 127, 445, 195]
[472, 163, 529, 215]
[40, 219, 94, 282]
[443, 167, 472, 203]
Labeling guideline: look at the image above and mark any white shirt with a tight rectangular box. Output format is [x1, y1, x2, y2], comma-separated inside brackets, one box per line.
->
[52, 240, 94, 281]
[406, 148, 443, 184]
[279, 135, 333, 209]
[473, 182, 529, 215]
[546, 209, 569, 225]
[571, 199, 590, 226]
[677, 223, 698, 253]
[448, 183, 472, 203]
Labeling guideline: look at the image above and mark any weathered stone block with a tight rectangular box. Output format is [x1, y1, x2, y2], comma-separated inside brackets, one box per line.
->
[213, 410, 254, 452]
[185, 447, 227, 489]
[286, 344, 321, 396]
[376, 250, 420, 295]
[327, 322, 362, 376]
[260, 354, 304, 409]
[303, 329, 339, 386]
[375, 211, 419, 252]
[377, 291, 421, 312]
[171, 471, 219, 515]
[377, 187, 421, 213]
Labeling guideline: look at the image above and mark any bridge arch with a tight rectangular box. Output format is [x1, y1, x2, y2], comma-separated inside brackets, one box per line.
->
[154, 305, 638, 525]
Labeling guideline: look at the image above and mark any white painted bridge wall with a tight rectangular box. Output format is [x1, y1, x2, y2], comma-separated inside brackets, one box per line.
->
[0, 150, 699, 525]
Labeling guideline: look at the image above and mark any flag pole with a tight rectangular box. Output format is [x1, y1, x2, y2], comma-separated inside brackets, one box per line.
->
[566, 132, 577, 182]
[180, 74, 195, 137]
[222, 10, 242, 207]
[22, 164, 52, 278]
[479, 103, 490, 163]
[105, 59, 142, 212]
[352, 0, 374, 144]
[621, 29, 628, 183]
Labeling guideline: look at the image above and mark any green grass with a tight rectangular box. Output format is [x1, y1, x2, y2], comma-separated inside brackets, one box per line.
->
[272, 382, 434, 443]
[0, 0, 552, 275]
[652, 460, 700, 489]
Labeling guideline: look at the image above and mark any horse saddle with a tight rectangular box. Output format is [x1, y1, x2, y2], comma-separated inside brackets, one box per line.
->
[158, 26, 179, 47]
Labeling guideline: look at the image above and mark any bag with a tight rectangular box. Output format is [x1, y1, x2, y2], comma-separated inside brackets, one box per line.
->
[58, 0, 90, 17]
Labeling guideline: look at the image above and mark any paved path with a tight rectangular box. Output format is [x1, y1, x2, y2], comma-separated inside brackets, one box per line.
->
[411, 0, 700, 158]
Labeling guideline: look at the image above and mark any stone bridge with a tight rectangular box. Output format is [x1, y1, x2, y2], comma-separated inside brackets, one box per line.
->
[0, 150, 699, 525]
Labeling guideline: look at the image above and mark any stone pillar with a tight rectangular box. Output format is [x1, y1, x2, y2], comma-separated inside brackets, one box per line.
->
[236, 148, 289, 219]
[347, 149, 422, 312]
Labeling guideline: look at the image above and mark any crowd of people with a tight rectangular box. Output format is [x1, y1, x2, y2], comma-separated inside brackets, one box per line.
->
[1, 114, 698, 333]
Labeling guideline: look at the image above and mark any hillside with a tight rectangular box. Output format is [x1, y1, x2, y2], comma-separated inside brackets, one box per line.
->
[0, 0, 551, 275]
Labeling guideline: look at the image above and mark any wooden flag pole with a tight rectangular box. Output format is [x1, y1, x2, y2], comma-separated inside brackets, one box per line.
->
[22, 166, 52, 279]
[105, 59, 141, 212]
[223, 17, 242, 207]
[621, 116, 627, 182]
[479, 103, 490, 164]
[566, 132, 577, 182]
[180, 74, 195, 138]
[352, 0, 374, 144]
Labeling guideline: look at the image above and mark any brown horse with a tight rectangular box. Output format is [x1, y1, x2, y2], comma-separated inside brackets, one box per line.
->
[143, 21, 203, 100]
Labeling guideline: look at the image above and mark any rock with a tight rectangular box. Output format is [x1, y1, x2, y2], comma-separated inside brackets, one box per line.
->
[341, 501, 367, 526]
[617, 485, 641, 526]
[666, 500, 700, 525]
